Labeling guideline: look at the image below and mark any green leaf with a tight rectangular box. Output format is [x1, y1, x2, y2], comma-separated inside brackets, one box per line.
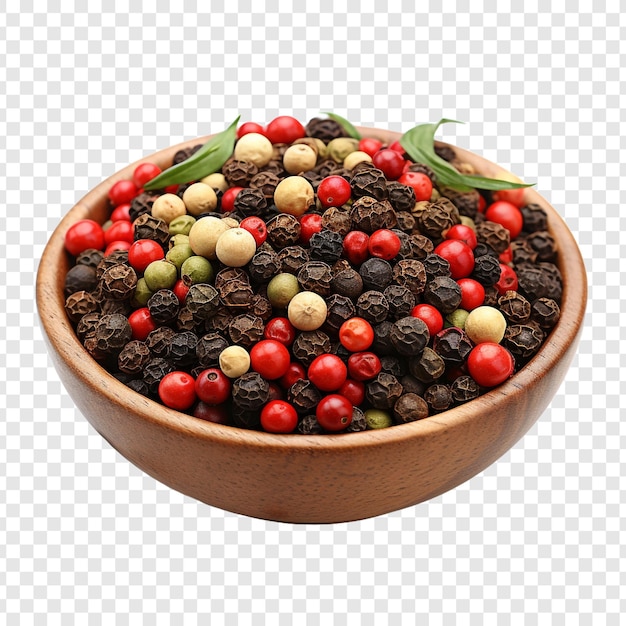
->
[323, 112, 362, 140]
[144, 116, 241, 190]
[399, 119, 534, 192]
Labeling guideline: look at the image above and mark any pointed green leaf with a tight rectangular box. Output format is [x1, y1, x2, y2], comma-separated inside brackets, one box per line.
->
[144, 116, 241, 190]
[323, 112, 362, 140]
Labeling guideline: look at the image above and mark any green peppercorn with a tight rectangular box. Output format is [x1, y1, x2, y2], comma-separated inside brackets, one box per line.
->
[130, 277, 154, 307]
[364, 408, 394, 429]
[169, 215, 196, 236]
[267, 273, 301, 309]
[181, 255, 214, 286]
[143, 260, 178, 291]
[165, 243, 194, 271]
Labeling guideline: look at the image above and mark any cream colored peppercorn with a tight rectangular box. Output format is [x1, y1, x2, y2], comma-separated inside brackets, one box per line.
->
[221, 217, 240, 229]
[151, 193, 187, 224]
[459, 216, 476, 230]
[200, 172, 228, 192]
[273, 176, 315, 217]
[219, 345, 250, 378]
[233, 132, 274, 168]
[215, 227, 257, 267]
[182, 182, 218, 216]
[188, 216, 230, 260]
[283, 144, 317, 174]
[287, 291, 328, 331]
[343, 150, 373, 171]
[464, 306, 507, 344]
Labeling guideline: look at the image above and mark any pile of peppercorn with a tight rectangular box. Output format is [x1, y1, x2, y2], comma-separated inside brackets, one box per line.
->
[62, 115, 562, 434]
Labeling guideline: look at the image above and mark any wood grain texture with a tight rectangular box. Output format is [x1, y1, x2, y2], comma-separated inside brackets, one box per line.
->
[36, 128, 587, 523]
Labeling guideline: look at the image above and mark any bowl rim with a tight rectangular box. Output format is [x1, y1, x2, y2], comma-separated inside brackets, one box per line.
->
[36, 126, 587, 452]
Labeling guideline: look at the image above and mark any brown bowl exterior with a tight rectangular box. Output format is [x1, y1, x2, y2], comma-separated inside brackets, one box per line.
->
[36, 127, 587, 523]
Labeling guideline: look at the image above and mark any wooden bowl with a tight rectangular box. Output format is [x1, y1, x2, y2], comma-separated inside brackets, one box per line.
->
[36, 127, 587, 523]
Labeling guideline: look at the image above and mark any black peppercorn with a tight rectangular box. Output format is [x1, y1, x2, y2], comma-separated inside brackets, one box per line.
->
[232, 372, 270, 411]
[100, 298, 131, 317]
[386, 181, 417, 213]
[305, 117, 349, 141]
[525, 231, 557, 262]
[345, 406, 367, 432]
[142, 358, 175, 396]
[231, 409, 262, 431]
[394, 212, 417, 235]
[215, 267, 249, 290]
[176, 306, 202, 333]
[393, 393, 429, 424]
[118, 340, 152, 376]
[432, 326, 473, 366]
[75, 248, 105, 269]
[389, 316, 430, 356]
[350, 196, 397, 233]
[400, 374, 426, 396]
[498, 291, 531, 324]
[503, 324, 544, 361]
[515, 264, 552, 302]
[221, 158, 259, 187]
[126, 378, 151, 397]
[297, 261, 333, 297]
[288, 379, 322, 414]
[196, 332, 229, 368]
[473, 243, 499, 258]
[408, 346, 445, 383]
[406, 161, 437, 182]
[450, 375, 480, 404]
[133, 213, 170, 248]
[323, 294, 356, 336]
[331, 267, 364, 300]
[186, 283, 221, 320]
[530, 297, 560, 330]
[217, 280, 254, 311]
[371, 320, 395, 356]
[95, 313, 132, 355]
[266, 213, 301, 248]
[476, 220, 510, 254]
[413, 198, 460, 242]
[356, 290, 389, 325]
[392, 259, 428, 294]
[379, 355, 407, 378]
[168, 331, 199, 367]
[520, 203, 548, 233]
[64, 264, 98, 297]
[350, 167, 388, 201]
[292, 330, 331, 367]
[204, 308, 235, 336]
[147, 289, 179, 324]
[297, 414, 323, 435]
[250, 294, 273, 321]
[510, 239, 538, 265]
[101, 264, 137, 301]
[228, 313, 264, 348]
[359, 257, 393, 291]
[145, 326, 176, 359]
[248, 247, 282, 284]
[309, 229, 344, 264]
[129, 191, 160, 222]
[321, 207, 352, 236]
[438, 185, 480, 219]
[76, 312, 101, 342]
[423, 275, 462, 314]
[65, 291, 99, 323]
[278, 245, 310, 275]
[471, 254, 502, 287]
[421, 253, 452, 280]
[366, 372, 403, 410]
[423, 383, 452, 413]
[250, 171, 281, 198]
[383, 284, 416, 320]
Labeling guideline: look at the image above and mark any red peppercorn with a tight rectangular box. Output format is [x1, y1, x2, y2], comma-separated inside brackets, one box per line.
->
[456, 278, 485, 311]
[64, 219, 105, 256]
[397, 171, 433, 201]
[104, 219, 134, 245]
[104, 240, 132, 256]
[411, 303, 444, 337]
[368, 229, 401, 261]
[342, 230, 370, 266]
[279, 361, 307, 389]
[128, 239, 165, 273]
[499, 245, 513, 264]
[237, 121, 266, 138]
[434, 239, 475, 279]
[128, 307, 157, 341]
[172, 279, 190, 304]
[158, 371, 197, 410]
[485, 201, 524, 239]
[250, 339, 291, 380]
[339, 317, 374, 352]
[467, 342, 514, 387]
[132, 163, 162, 188]
[347, 351, 382, 382]
[316, 394, 353, 432]
[299, 213, 323, 245]
[308, 354, 348, 392]
[492, 187, 525, 208]
[372, 148, 405, 180]
[477, 194, 487, 213]
[239, 216, 268, 246]
[193, 402, 229, 424]
[108, 179, 139, 207]
[263, 317, 296, 346]
[317, 175, 352, 209]
[495, 264, 519, 295]
[260, 400, 299, 433]
[264, 115, 306, 144]
[338, 379, 365, 406]
[358, 137, 383, 157]
[220, 186, 243, 213]
[110, 203, 132, 222]
[388, 140, 405, 154]
[164, 184, 179, 195]
[445, 224, 478, 250]
[195, 368, 232, 405]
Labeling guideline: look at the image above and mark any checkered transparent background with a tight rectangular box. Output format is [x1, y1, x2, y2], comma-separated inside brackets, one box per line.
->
[2, 2, 624, 623]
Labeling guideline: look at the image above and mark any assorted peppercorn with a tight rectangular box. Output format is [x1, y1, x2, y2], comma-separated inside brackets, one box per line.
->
[62, 115, 562, 435]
